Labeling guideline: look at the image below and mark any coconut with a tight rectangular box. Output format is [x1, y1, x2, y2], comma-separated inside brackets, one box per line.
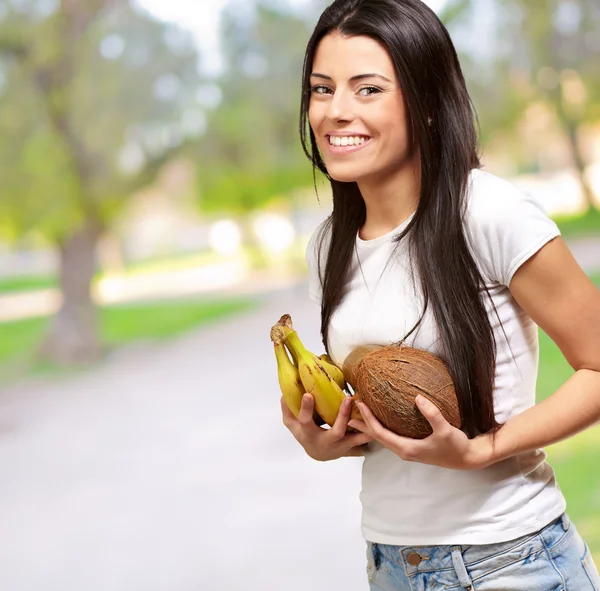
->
[342, 345, 462, 439]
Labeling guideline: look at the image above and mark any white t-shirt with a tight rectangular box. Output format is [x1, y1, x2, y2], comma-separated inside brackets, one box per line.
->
[305, 168, 566, 545]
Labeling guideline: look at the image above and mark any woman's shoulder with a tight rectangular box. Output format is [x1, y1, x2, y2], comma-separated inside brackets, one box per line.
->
[466, 168, 537, 225]
[464, 168, 560, 286]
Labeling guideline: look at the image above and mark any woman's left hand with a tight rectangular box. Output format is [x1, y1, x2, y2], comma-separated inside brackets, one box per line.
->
[348, 395, 493, 470]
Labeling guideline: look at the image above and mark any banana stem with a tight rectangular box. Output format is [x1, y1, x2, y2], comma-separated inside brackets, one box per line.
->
[282, 329, 309, 363]
[270, 324, 286, 345]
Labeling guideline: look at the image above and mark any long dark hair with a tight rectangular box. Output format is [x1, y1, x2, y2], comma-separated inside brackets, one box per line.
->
[299, 0, 500, 438]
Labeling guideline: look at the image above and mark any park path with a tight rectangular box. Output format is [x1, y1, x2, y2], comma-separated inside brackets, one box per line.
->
[0, 236, 598, 591]
[0, 283, 367, 591]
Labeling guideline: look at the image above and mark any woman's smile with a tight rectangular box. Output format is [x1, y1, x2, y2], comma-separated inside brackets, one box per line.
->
[326, 134, 373, 155]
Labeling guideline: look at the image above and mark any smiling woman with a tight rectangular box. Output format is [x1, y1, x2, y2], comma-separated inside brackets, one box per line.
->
[278, 1, 600, 590]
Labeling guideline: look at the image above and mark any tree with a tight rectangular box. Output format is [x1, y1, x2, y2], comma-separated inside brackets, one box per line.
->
[0, 0, 203, 363]
[196, 2, 315, 228]
[442, 0, 600, 210]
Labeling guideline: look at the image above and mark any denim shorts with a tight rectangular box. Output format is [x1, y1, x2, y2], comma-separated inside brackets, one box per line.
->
[366, 513, 600, 590]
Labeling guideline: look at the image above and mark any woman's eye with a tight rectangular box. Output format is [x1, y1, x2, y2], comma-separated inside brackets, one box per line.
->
[358, 86, 382, 96]
[310, 85, 332, 95]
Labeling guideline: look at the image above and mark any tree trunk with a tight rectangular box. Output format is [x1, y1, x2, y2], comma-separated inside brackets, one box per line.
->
[563, 119, 597, 212]
[39, 222, 103, 365]
[552, 79, 597, 212]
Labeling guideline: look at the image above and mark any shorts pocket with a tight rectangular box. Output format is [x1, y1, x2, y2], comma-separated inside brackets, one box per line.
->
[464, 548, 562, 590]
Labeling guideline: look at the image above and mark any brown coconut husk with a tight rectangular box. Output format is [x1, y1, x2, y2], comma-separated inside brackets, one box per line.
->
[343, 345, 461, 439]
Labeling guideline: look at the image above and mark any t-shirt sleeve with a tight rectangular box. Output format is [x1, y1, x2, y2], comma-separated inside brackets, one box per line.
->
[466, 176, 561, 287]
[305, 219, 331, 304]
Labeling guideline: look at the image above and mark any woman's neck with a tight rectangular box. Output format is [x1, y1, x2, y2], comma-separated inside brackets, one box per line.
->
[357, 161, 421, 241]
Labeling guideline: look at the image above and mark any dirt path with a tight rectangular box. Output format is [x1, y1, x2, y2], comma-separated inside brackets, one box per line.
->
[0, 285, 367, 591]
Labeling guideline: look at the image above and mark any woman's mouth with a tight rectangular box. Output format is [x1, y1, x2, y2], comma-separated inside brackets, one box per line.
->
[326, 134, 372, 154]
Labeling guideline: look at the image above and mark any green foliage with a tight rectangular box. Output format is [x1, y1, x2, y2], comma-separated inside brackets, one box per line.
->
[0, 0, 204, 245]
[196, 3, 314, 216]
[445, 0, 600, 192]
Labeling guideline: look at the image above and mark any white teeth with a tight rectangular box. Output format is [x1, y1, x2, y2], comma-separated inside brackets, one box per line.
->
[329, 135, 368, 146]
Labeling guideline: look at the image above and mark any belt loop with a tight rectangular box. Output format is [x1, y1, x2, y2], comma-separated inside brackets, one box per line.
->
[561, 513, 570, 531]
[451, 546, 473, 590]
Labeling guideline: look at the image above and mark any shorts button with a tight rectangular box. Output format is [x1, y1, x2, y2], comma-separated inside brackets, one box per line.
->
[407, 552, 422, 566]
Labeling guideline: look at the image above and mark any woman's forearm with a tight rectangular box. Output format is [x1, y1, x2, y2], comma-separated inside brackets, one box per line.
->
[477, 369, 600, 468]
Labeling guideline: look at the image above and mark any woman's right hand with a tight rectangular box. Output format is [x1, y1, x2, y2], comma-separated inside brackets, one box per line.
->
[281, 393, 374, 461]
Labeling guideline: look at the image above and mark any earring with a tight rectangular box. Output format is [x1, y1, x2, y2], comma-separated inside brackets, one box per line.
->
[427, 117, 433, 126]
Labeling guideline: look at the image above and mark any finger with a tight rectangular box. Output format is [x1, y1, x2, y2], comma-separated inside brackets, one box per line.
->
[415, 395, 449, 433]
[345, 431, 374, 447]
[352, 402, 421, 459]
[330, 397, 353, 438]
[353, 402, 383, 433]
[297, 393, 317, 428]
[280, 397, 296, 428]
[350, 402, 394, 442]
[346, 418, 369, 434]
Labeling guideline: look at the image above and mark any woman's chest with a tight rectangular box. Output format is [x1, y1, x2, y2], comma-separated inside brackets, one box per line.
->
[327, 257, 441, 366]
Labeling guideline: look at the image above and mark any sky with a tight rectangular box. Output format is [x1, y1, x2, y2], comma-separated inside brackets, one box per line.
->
[137, 0, 448, 75]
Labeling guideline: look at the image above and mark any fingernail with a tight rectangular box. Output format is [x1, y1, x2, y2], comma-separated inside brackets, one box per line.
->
[416, 395, 426, 405]
[348, 421, 358, 429]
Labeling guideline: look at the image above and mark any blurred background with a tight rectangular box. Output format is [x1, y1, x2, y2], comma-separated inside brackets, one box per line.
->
[0, 0, 598, 589]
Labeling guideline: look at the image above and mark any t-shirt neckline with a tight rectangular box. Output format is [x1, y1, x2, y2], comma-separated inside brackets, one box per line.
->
[356, 211, 416, 248]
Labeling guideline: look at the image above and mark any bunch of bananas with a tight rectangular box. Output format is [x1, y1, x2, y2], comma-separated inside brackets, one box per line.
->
[270, 314, 361, 428]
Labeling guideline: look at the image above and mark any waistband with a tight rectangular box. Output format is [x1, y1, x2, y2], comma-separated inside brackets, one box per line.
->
[370, 513, 570, 588]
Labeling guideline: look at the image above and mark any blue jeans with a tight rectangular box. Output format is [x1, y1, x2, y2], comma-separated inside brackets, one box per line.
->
[366, 514, 600, 590]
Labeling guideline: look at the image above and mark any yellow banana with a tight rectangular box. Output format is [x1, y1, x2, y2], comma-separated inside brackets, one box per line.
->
[281, 325, 357, 427]
[271, 325, 324, 425]
[273, 342, 304, 418]
[277, 314, 347, 391]
[318, 353, 346, 391]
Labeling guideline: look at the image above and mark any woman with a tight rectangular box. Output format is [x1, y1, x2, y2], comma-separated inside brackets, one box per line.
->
[280, 0, 600, 589]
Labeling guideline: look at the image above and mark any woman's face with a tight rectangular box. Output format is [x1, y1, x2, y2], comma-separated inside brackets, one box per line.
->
[308, 31, 415, 185]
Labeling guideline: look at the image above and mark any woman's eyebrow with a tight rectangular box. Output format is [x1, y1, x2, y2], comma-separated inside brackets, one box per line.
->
[310, 72, 393, 83]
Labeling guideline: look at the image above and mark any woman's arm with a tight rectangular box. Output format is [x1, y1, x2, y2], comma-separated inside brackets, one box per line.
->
[475, 235, 600, 467]
[348, 235, 600, 470]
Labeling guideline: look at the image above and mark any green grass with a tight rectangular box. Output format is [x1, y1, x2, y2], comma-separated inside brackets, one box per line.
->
[0, 251, 225, 295]
[553, 207, 600, 238]
[0, 297, 257, 371]
[100, 298, 254, 344]
[0, 315, 52, 366]
[0, 275, 58, 293]
[538, 272, 600, 561]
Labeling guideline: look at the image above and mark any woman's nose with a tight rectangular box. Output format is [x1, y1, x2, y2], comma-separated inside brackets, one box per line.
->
[326, 90, 354, 122]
